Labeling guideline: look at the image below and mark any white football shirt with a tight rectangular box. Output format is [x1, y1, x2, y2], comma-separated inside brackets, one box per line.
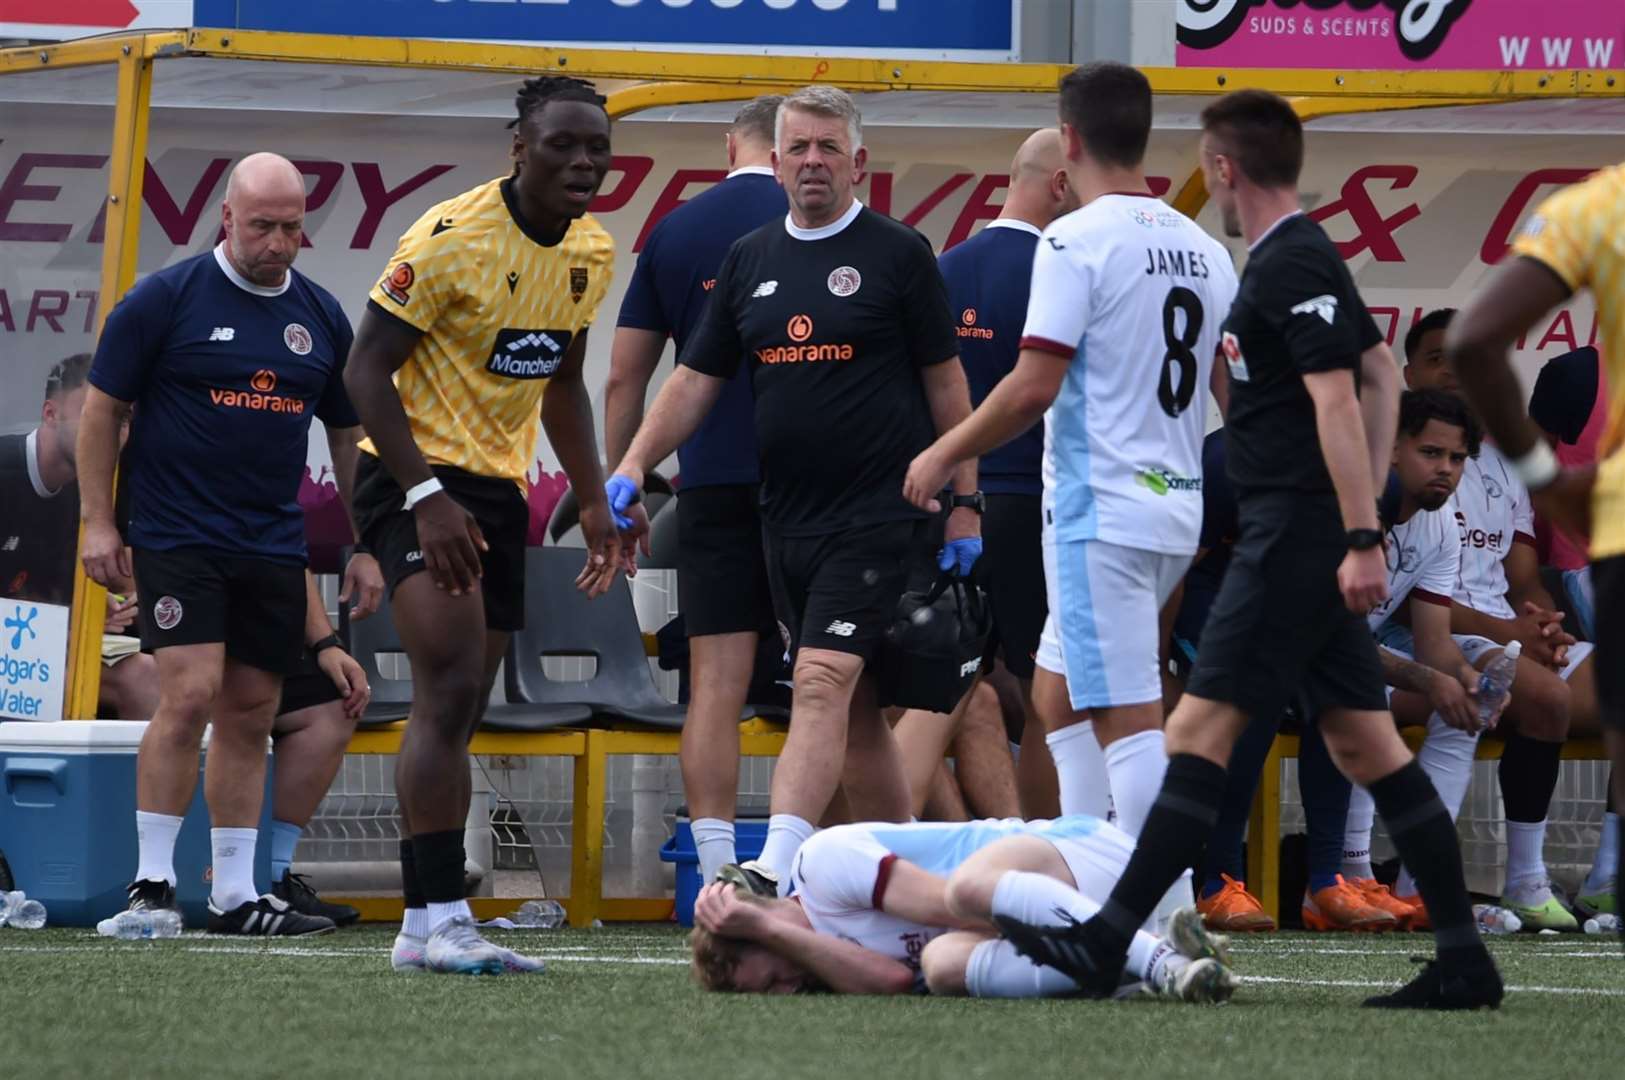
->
[1449, 445, 1535, 620]
[1367, 504, 1459, 632]
[1021, 195, 1238, 554]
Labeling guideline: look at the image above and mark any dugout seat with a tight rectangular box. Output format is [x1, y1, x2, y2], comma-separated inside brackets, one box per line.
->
[505, 547, 686, 729]
[546, 470, 675, 545]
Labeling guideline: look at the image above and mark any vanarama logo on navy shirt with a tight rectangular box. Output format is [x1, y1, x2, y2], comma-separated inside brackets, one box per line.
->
[486, 328, 573, 379]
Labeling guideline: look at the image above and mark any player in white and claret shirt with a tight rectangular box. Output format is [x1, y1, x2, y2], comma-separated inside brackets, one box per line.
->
[687, 816, 1233, 1002]
[903, 63, 1237, 879]
[1402, 308, 1607, 929]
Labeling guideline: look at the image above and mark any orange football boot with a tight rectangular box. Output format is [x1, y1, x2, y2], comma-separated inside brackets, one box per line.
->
[1196, 874, 1277, 932]
[1301, 875, 1400, 932]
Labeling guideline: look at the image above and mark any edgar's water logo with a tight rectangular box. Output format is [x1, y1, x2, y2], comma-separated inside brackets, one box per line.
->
[5, 605, 37, 650]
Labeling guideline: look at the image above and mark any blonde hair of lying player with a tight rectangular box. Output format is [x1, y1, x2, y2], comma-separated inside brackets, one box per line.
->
[688, 822, 1234, 1000]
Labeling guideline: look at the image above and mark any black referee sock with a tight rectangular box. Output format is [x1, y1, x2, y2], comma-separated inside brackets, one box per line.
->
[1091, 754, 1228, 953]
[1368, 761, 1487, 967]
[1498, 733, 1563, 823]
[411, 830, 468, 905]
[399, 837, 427, 911]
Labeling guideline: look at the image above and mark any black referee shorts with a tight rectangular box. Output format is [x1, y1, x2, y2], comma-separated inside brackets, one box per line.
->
[676, 484, 774, 638]
[1594, 555, 1625, 733]
[1186, 492, 1388, 722]
[352, 452, 528, 632]
[975, 492, 1046, 679]
[766, 518, 927, 663]
[132, 546, 306, 676]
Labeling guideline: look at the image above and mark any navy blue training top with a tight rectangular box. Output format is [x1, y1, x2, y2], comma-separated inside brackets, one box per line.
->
[89, 247, 358, 562]
[937, 221, 1044, 496]
[616, 169, 787, 489]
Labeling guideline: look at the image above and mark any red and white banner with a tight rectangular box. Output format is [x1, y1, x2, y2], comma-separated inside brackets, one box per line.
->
[1177, 0, 1624, 70]
[0, 0, 193, 41]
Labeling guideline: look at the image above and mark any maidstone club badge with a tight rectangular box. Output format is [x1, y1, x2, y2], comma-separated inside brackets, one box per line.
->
[569, 267, 589, 303]
[827, 265, 862, 297]
[283, 323, 312, 356]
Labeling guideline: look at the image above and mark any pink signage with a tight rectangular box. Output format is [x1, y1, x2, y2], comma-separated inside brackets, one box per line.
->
[1176, 0, 1624, 70]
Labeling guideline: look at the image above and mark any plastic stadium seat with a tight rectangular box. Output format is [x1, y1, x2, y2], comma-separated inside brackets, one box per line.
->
[505, 547, 686, 729]
[546, 471, 675, 545]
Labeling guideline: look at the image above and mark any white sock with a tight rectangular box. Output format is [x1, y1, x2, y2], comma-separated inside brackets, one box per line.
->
[1148, 872, 1196, 938]
[1102, 729, 1168, 838]
[692, 817, 737, 885]
[757, 814, 815, 892]
[135, 810, 183, 886]
[1584, 812, 1620, 893]
[402, 907, 431, 939]
[966, 936, 1081, 998]
[1504, 820, 1549, 891]
[1045, 722, 1111, 819]
[1390, 714, 1482, 898]
[1343, 786, 1375, 880]
[989, 871, 1164, 987]
[427, 899, 472, 934]
[209, 827, 259, 912]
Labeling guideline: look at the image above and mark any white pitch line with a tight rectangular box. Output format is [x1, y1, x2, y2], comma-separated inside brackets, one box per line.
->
[1242, 974, 1625, 997]
[0, 943, 688, 963]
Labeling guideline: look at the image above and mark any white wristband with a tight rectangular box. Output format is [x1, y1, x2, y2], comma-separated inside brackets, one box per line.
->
[403, 477, 444, 510]
[1510, 440, 1560, 492]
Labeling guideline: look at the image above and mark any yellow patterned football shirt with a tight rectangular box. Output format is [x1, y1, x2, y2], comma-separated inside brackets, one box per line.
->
[360, 176, 614, 483]
[1513, 163, 1625, 558]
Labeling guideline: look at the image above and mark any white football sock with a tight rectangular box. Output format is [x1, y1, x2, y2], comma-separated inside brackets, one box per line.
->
[209, 827, 259, 912]
[1102, 729, 1168, 838]
[427, 899, 472, 934]
[1583, 813, 1619, 894]
[402, 907, 431, 939]
[691, 818, 737, 885]
[757, 814, 815, 892]
[1504, 820, 1549, 891]
[135, 810, 183, 887]
[1392, 714, 1481, 898]
[965, 936, 1081, 998]
[1045, 722, 1111, 819]
[1148, 872, 1196, 938]
[989, 871, 1163, 986]
[1343, 786, 1375, 881]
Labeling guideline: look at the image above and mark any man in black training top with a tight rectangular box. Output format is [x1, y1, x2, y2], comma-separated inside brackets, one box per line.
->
[993, 90, 1504, 1010]
[609, 86, 982, 895]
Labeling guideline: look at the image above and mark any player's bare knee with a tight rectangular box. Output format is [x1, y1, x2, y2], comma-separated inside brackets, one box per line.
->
[920, 936, 972, 996]
[943, 868, 993, 921]
[791, 655, 859, 717]
[1506, 670, 1570, 741]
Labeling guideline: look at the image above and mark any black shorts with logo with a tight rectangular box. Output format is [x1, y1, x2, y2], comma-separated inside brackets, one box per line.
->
[275, 652, 343, 718]
[1594, 555, 1625, 733]
[1186, 492, 1388, 722]
[352, 452, 529, 632]
[132, 547, 307, 676]
[975, 492, 1046, 679]
[677, 484, 774, 638]
[766, 518, 928, 663]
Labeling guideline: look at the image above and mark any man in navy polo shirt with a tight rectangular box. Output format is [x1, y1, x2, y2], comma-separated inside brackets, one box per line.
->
[604, 96, 787, 883]
[936, 127, 1076, 820]
[79, 152, 375, 937]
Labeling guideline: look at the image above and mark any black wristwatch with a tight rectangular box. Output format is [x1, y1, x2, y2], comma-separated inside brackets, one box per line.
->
[310, 633, 344, 654]
[1346, 528, 1384, 551]
[350, 543, 372, 557]
[949, 491, 986, 514]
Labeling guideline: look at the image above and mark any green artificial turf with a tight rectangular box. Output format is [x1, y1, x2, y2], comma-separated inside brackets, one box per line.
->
[2, 926, 1617, 1079]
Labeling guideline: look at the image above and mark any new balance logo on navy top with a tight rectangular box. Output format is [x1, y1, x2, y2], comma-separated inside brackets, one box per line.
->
[208, 327, 235, 342]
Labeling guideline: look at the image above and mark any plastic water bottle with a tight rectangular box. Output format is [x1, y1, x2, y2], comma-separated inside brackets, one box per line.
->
[1584, 914, 1619, 935]
[1477, 640, 1522, 727]
[0, 890, 25, 925]
[511, 899, 567, 929]
[7, 898, 46, 930]
[1474, 904, 1523, 935]
[97, 909, 184, 940]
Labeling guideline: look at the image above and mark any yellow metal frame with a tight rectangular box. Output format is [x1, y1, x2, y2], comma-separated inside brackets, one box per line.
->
[4, 25, 1616, 916]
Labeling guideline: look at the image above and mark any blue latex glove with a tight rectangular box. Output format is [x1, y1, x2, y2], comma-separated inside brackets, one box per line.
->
[605, 475, 642, 531]
[938, 536, 983, 578]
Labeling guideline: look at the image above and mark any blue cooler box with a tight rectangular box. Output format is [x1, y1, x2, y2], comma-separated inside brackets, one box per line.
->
[659, 816, 768, 927]
[0, 720, 274, 927]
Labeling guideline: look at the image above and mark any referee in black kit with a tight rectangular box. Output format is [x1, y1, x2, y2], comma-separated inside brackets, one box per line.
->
[994, 91, 1504, 1010]
[609, 86, 982, 894]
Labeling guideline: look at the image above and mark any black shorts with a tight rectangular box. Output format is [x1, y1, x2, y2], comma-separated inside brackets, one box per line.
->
[1594, 555, 1625, 733]
[275, 652, 342, 718]
[975, 493, 1046, 679]
[677, 484, 774, 638]
[766, 518, 928, 663]
[352, 452, 528, 632]
[1186, 493, 1388, 721]
[132, 547, 306, 676]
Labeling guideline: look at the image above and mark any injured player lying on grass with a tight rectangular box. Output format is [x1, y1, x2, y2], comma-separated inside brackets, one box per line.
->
[688, 817, 1235, 1001]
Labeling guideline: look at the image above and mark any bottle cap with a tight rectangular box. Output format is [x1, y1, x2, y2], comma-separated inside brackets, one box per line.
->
[1504, 640, 1522, 660]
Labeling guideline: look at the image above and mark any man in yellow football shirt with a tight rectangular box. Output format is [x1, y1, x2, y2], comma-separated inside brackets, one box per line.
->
[1447, 162, 1625, 933]
[344, 77, 622, 975]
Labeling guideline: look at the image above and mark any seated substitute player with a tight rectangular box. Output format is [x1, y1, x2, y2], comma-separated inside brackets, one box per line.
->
[1445, 159, 1625, 931]
[690, 816, 1235, 1002]
[1406, 308, 1604, 928]
[344, 77, 623, 975]
[995, 90, 1503, 1010]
